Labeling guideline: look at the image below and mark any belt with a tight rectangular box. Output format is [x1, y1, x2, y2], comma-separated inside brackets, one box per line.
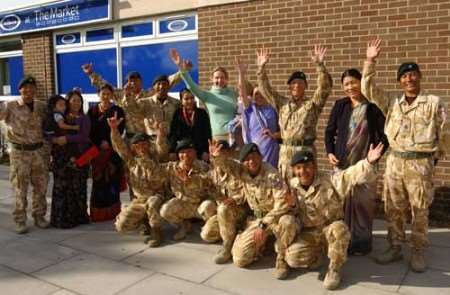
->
[254, 209, 268, 219]
[390, 150, 434, 159]
[282, 138, 315, 147]
[10, 142, 43, 151]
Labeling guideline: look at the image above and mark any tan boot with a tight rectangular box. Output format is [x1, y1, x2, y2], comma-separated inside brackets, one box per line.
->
[173, 221, 191, 241]
[323, 267, 341, 290]
[147, 227, 162, 248]
[15, 222, 28, 234]
[214, 241, 233, 264]
[375, 246, 402, 264]
[410, 249, 427, 273]
[273, 256, 290, 280]
[34, 217, 50, 229]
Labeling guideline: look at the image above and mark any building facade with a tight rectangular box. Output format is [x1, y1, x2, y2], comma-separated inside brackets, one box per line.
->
[0, 0, 449, 219]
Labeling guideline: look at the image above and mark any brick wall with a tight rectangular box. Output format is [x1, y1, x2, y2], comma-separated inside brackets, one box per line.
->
[21, 32, 55, 101]
[197, 0, 450, 222]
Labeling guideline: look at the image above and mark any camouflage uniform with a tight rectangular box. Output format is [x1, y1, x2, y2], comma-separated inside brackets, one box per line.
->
[212, 156, 294, 267]
[0, 98, 49, 225]
[257, 63, 332, 178]
[143, 95, 180, 137]
[362, 61, 450, 251]
[282, 159, 377, 277]
[160, 160, 216, 228]
[110, 129, 169, 233]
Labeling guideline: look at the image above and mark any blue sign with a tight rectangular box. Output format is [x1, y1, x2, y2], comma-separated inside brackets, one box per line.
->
[0, 0, 110, 36]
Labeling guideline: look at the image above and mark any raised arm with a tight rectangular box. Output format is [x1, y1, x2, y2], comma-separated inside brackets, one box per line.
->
[209, 139, 242, 179]
[82, 63, 122, 102]
[361, 38, 390, 115]
[256, 47, 288, 111]
[331, 143, 383, 199]
[235, 57, 251, 108]
[310, 44, 333, 110]
[108, 112, 132, 162]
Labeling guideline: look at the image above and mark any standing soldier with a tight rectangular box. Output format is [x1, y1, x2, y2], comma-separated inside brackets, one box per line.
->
[160, 138, 217, 241]
[362, 38, 450, 272]
[0, 76, 54, 233]
[209, 141, 296, 278]
[278, 144, 383, 289]
[108, 113, 168, 247]
[256, 45, 332, 178]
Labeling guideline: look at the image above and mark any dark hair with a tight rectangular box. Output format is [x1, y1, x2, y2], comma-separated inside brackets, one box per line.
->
[97, 83, 115, 94]
[65, 88, 85, 115]
[47, 94, 66, 111]
[179, 88, 193, 100]
[341, 68, 362, 83]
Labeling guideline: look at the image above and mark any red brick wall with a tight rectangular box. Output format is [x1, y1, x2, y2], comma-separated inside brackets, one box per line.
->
[21, 32, 55, 101]
[197, 0, 450, 221]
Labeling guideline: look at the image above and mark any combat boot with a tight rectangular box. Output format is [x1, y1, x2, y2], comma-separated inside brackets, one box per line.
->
[323, 267, 341, 290]
[273, 256, 290, 280]
[214, 241, 233, 264]
[15, 222, 28, 234]
[308, 254, 324, 270]
[147, 227, 162, 248]
[410, 249, 426, 273]
[375, 245, 402, 264]
[140, 223, 151, 236]
[34, 217, 50, 229]
[173, 221, 192, 241]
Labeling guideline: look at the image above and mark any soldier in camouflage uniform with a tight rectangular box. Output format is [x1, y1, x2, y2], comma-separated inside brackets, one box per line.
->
[160, 138, 216, 241]
[0, 76, 54, 234]
[209, 141, 296, 277]
[256, 45, 333, 178]
[108, 113, 169, 247]
[200, 140, 248, 264]
[362, 38, 450, 272]
[277, 144, 384, 289]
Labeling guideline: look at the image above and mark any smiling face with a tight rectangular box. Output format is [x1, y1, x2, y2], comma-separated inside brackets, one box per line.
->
[54, 99, 66, 113]
[153, 80, 170, 98]
[68, 93, 82, 114]
[181, 91, 196, 111]
[399, 70, 421, 96]
[243, 152, 262, 176]
[342, 76, 362, 101]
[99, 87, 113, 104]
[211, 69, 228, 88]
[178, 148, 196, 167]
[292, 161, 316, 187]
[253, 88, 267, 106]
[127, 77, 142, 94]
[19, 84, 36, 102]
[131, 141, 150, 157]
[288, 79, 306, 101]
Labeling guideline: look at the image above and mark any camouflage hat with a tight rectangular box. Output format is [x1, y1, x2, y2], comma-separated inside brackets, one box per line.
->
[239, 143, 261, 162]
[130, 133, 151, 144]
[175, 138, 196, 153]
[290, 151, 314, 166]
[18, 76, 37, 89]
[397, 62, 420, 81]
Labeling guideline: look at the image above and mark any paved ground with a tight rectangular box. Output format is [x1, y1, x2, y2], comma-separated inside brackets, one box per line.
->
[0, 165, 449, 295]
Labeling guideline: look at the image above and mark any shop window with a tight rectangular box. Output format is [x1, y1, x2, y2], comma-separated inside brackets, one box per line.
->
[121, 22, 153, 38]
[86, 28, 114, 43]
[159, 16, 196, 34]
[55, 32, 81, 46]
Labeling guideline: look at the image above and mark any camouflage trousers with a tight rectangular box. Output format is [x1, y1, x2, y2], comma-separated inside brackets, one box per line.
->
[10, 148, 49, 224]
[231, 214, 297, 267]
[115, 193, 165, 233]
[200, 202, 249, 243]
[284, 221, 351, 270]
[384, 154, 434, 250]
[279, 144, 316, 179]
[160, 198, 217, 226]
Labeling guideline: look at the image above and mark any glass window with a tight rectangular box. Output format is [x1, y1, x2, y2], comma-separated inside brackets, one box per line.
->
[0, 39, 22, 52]
[0, 56, 23, 95]
[56, 32, 81, 45]
[86, 28, 114, 42]
[121, 22, 153, 38]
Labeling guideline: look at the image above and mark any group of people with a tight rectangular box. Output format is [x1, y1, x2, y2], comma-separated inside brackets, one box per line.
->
[1, 37, 448, 290]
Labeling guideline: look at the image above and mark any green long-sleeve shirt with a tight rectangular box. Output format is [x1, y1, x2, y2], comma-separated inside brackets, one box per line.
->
[180, 70, 237, 137]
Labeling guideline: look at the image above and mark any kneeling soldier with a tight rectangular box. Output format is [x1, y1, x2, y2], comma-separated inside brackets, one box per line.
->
[108, 113, 168, 247]
[278, 143, 384, 289]
[210, 141, 296, 277]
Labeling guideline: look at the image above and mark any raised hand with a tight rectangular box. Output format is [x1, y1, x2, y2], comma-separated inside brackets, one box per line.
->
[366, 38, 382, 63]
[256, 47, 271, 68]
[81, 63, 93, 75]
[107, 111, 123, 130]
[311, 44, 327, 64]
[367, 142, 384, 164]
[235, 56, 248, 74]
[180, 59, 193, 71]
[169, 48, 182, 68]
[208, 139, 223, 158]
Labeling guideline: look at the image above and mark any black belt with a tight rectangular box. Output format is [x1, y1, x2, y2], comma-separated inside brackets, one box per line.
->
[11, 142, 43, 151]
[282, 138, 315, 147]
[390, 150, 434, 159]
